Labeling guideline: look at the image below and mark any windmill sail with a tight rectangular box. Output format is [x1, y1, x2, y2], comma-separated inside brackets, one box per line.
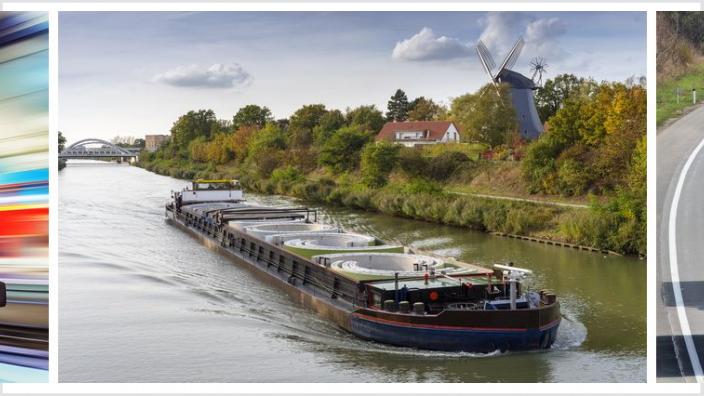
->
[497, 38, 524, 75]
[475, 40, 497, 82]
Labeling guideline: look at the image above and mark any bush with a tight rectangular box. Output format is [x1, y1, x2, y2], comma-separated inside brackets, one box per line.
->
[396, 147, 428, 178]
[270, 166, 304, 185]
[318, 126, 371, 172]
[341, 188, 374, 210]
[250, 148, 283, 178]
[482, 202, 508, 232]
[559, 191, 645, 256]
[522, 136, 561, 194]
[557, 159, 591, 196]
[361, 142, 400, 188]
[504, 206, 554, 234]
[397, 178, 443, 195]
[427, 151, 471, 181]
[459, 199, 485, 229]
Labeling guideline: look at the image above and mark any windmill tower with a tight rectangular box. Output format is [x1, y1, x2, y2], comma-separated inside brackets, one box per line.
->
[476, 37, 544, 140]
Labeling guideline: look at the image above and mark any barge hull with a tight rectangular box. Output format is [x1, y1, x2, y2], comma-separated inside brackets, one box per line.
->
[350, 313, 560, 352]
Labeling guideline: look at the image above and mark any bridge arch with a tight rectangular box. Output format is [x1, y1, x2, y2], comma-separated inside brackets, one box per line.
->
[59, 138, 138, 159]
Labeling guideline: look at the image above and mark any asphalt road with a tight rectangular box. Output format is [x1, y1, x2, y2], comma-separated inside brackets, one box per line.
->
[658, 105, 704, 382]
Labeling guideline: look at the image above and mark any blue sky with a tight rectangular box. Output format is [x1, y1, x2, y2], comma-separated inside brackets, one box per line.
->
[59, 11, 646, 143]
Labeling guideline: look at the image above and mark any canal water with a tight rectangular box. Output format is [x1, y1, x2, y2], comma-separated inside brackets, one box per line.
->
[59, 162, 645, 382]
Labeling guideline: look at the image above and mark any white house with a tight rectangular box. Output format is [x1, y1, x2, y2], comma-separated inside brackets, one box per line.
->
[375, 121, 461, 147]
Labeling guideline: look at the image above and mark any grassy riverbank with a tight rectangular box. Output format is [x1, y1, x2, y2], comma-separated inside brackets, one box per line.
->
[137, 156, 641, 257]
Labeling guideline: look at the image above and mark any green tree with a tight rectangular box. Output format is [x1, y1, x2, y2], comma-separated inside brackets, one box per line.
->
[206, 133, 234, 164]
[58, 131, 67, 170]
[318, 126, 372, 172]
[248, 122, 287, 159]
[133, 138, 145, 149]
[189, 136, 209, 163]
[522, 94, 585, 194]
[576, 84, 610, 146]
[346, 105, 385, 134]
[535, 74, 593, 122]
[593, 84, 647, 189]
[523, 81, 646, 196]
[288, 104, 328, 147]
[450, 83, 517, 148]
[170, 109, 220, 153]
[244, 123, 288, 178]
[543, 96, 584, 147]
[407, 97, 443, 121]
[232, 105, 273, 130]
[231, 125, 258, 162]
[58, 131, 66, 152]
[628, 135, 647, 196]
[361, 141, 400, 187]
[313, 109, 346, 144]
[386, 89, 410, 122]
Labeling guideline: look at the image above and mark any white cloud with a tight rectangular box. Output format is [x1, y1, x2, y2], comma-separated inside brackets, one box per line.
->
[392, 27, 472, 62]
[478, 13, 532, 56]
[524, 18, 567, 56]
[478, 12, 568, 62]
[153, 63, 252, 89]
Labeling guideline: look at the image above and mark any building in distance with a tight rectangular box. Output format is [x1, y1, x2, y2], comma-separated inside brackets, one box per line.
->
[144, 134, 169, 152]
[375, 121, 461, 148]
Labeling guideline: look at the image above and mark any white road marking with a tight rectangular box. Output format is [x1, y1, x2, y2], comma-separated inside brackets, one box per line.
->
[669, 135, 704, 383]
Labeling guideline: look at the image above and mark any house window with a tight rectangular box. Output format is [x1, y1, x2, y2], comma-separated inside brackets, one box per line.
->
[396, 131, 424, 140]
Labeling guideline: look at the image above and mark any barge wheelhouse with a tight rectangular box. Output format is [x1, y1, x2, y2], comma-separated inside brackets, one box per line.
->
[166, 180, 560, 352]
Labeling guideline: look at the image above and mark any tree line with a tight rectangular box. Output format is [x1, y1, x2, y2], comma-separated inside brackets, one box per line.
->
[141, 76, 646, 256]
[527, 76, 646, 255]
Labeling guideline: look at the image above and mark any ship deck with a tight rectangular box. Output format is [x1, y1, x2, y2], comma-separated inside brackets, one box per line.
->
[369, 276, 490, 291]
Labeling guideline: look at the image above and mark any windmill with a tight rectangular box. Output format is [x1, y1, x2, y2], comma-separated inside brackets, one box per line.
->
[475, 37, 544, 140]
[529, 57, 548, 87]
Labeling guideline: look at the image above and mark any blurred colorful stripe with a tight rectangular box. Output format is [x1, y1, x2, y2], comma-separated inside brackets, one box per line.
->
[0, 361, 47, 383]
[0, 11, 48, 381]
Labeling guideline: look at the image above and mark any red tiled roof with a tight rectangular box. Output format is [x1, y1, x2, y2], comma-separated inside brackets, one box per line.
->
[375, 121, 456, 141]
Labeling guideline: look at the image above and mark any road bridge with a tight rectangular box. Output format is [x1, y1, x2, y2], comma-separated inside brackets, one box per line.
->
[59, 138, 139, 162]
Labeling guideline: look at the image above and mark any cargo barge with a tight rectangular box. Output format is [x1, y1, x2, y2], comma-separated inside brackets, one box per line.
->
[165, 179, 560, 352]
